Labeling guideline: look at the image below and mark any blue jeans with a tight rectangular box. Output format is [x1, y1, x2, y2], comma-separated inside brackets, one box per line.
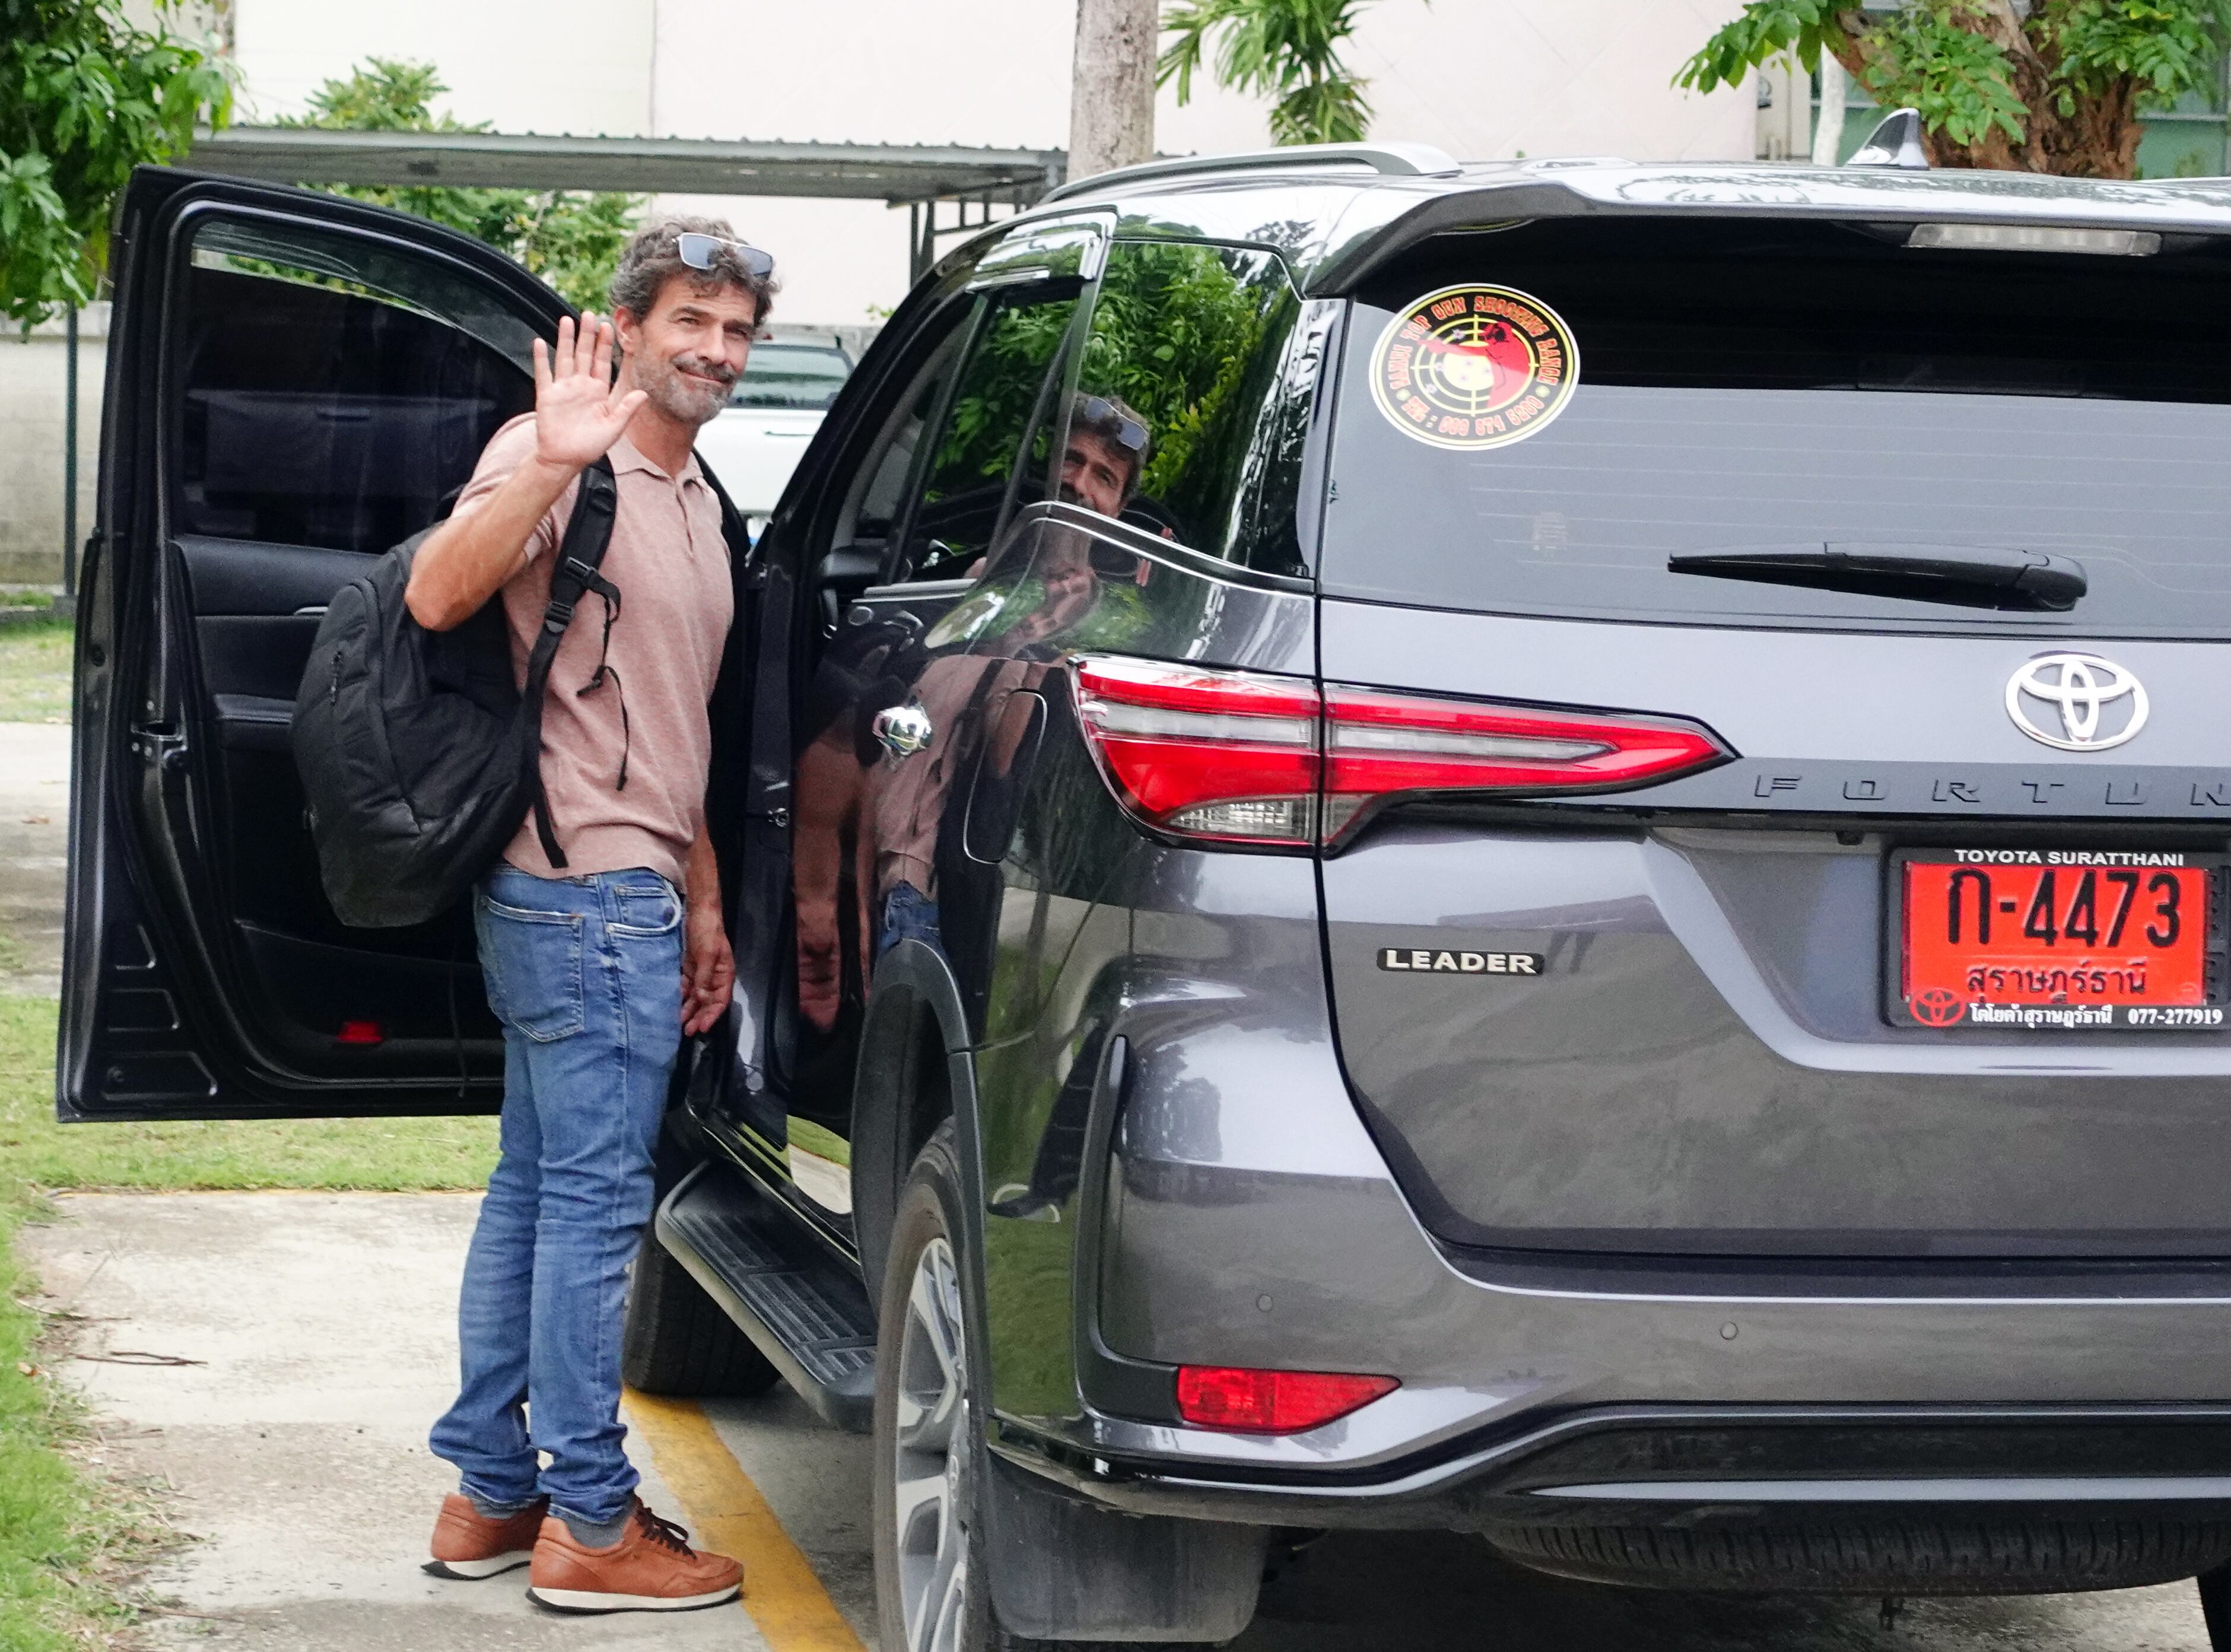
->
[876, 880, 943, 958]
[428, 864, 684, 1527]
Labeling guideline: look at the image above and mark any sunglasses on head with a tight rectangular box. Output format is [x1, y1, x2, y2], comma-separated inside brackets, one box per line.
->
[1076, 395, 1148, 456]
[675, 231, 776, 281]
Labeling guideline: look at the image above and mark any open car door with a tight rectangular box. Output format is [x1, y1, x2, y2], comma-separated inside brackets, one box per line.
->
[60, 168, 570, 1120]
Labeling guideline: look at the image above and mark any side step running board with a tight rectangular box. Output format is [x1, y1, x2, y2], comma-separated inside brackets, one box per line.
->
[655, 1162, 877, 1432]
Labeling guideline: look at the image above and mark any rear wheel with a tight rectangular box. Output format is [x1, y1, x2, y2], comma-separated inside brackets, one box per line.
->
[873, 1122, 1005, 1651]
[2200, 1562, 2231, 1650]
[621, 1229, 782, 1397]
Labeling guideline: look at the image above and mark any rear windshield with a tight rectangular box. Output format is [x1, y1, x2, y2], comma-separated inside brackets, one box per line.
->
[1322, 217, 2231, 636]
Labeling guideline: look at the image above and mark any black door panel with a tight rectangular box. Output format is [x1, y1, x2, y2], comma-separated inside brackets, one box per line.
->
[180, 535, 362, 615]
[64, 170, 560, 1119]
[194, 617, 322, 703]
[180, 539, 358, 739]
[209, 695, 293, 752]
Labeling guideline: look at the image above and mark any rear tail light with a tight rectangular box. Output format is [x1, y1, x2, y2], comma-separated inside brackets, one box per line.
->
[1072, 657, 1321, 846]
[1071, 655, 1730, 849]
[1175, 1365, 1398, 1433]
[335, 1019, 384, 1046]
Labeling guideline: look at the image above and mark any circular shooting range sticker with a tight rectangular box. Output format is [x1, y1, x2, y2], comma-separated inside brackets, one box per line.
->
[1369, 284, 1579, 450]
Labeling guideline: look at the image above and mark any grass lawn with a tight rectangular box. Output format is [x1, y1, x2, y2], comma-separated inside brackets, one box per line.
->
[0, 1181, 147, 1652]
[0, 999, 497, 1192]
[1, 1000, 498, 1192]
[0, 618, 71, 726]
[0, 996, 495, 1646]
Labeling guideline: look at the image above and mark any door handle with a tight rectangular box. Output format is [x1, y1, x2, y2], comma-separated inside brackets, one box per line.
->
[872, 703, 935, 758]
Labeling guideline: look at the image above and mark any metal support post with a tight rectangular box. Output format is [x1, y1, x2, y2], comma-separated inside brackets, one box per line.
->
[62, 304, 79, 599]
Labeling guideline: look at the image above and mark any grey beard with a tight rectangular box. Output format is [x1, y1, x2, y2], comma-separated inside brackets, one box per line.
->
[640, 359, 730, 427]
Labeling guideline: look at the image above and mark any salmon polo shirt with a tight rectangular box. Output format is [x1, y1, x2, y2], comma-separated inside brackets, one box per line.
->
[452, 414, 733, 891]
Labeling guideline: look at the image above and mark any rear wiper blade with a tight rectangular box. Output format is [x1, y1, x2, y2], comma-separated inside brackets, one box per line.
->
[1667, 542, 2087, 612]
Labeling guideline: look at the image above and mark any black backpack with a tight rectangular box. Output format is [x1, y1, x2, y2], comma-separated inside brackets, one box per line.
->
[291, 457, 621, 929]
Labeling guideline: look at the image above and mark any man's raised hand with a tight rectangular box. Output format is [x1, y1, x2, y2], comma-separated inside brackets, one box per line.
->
[532, 313, 647, 472]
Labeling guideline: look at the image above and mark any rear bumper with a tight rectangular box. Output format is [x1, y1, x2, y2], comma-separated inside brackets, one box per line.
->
[999, 1402, 2231, 1533]
[1070, 973, 2231, 1518]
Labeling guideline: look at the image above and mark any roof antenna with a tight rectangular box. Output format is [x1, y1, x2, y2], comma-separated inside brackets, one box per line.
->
[1846, 107, 1931, 169]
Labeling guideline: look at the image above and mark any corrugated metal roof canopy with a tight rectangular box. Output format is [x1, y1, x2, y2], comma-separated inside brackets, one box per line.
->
[185, 126, 1066, 205]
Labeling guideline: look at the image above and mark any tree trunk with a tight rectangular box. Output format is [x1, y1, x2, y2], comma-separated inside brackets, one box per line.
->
[1825, 2, 2146, 179]
[1070, 0, 1158, 181]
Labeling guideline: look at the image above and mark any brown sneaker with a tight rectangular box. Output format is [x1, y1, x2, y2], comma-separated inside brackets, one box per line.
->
[424, 1492, 549, 1580]
[526, 1503, 742, 1613]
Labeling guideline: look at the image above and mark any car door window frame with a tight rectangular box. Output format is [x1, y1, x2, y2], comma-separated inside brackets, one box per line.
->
[160, 204, 544, 555]
[880, 277, 1093, 589]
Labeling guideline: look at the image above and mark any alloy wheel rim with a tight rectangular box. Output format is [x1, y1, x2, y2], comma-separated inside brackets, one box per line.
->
[893, 1234, 970, 1652]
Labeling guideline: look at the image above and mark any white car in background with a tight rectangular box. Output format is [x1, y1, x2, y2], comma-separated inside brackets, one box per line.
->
[695, 329, 859, 528]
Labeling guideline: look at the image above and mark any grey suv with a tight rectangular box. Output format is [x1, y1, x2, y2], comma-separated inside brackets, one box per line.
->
[63, 134, 2231, 1645]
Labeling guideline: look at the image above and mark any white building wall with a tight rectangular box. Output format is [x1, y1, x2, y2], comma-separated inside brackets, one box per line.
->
[228, 0, 656, 135]
[222, 0, 1755, 325]
[0, 309, 106, 586]
[0, 1, 1759, 576]
[650, 0, 1755, 323]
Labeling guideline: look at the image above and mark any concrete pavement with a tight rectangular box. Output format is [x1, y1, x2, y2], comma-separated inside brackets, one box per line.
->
[19, 1190, 2219, 1652]
[23, 1192, 793, 1650]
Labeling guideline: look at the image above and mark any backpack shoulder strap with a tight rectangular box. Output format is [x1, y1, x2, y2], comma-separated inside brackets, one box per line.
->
[692, 449, 757, 570]
[520, 455, 618, 869]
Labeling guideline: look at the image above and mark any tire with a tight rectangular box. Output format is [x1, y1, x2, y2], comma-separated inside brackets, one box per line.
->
[2200, 1561, 2231, 1650]
[1489, 1517, 2231, 1596]
[621, 1229, 783, 1398]
[873, 1123, 1243, 1651]
[873, 1121, 1063, 1652]
[873, 1121, 1001, 1650]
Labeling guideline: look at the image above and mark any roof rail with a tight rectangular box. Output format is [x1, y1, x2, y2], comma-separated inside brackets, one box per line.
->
[1042, 141, 1463, 203]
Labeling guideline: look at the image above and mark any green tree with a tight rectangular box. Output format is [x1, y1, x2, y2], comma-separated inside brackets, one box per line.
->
[0, 0, 233, 322]
[1075, 242, 1283, 505]
[1157, 0, 1387, 145]
[931, 244, 1278, 500]
[1679, 1, 2231, 178]
[282, 59, 641, 310]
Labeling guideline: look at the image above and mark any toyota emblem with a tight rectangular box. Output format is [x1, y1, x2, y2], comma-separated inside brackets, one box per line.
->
[2004, 653, 2149, 752]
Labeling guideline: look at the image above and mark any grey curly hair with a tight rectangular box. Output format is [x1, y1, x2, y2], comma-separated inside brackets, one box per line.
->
[606, 215, 778, 327]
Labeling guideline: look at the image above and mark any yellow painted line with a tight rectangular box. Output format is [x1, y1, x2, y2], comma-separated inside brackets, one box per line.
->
[622, 1387, 867, 1652]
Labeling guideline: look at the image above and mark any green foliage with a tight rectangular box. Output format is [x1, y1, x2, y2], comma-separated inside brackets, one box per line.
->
[2051, 0, 2231, 109]
[1677, 0, 2031, 146]
[281, 59, 641, 312]
[1158, 0, 1388, 144]
[1677, 0, 2231, 174]
[1077, 242, 1282, 505]
[930, 243, 1283, 516]
[929, 297, 1080, 493]
[0, 0, 233, 323]
[1679, 0, 1861, 84]
[1859, 2, 2030, 148]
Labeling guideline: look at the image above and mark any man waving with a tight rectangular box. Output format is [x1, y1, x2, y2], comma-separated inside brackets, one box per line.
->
[409, 220, 773, 1613]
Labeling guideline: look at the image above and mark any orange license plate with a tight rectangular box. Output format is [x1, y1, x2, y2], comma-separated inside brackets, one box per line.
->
[1895, 852, 2224, 1031]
